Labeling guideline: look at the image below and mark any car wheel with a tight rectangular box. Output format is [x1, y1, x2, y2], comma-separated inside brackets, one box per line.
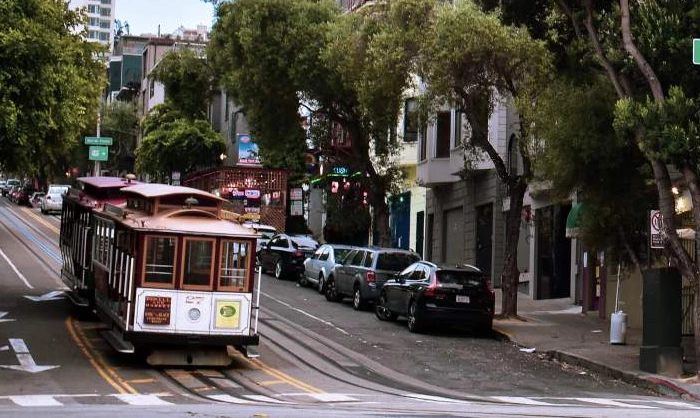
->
[352, 285, 366, 310]
[274, 261, 284, 280]
[317, 274, 325, 294]
[324, 278, 343, 302]
[299, 272, 309, 287]
[407, 300, 423, 333]
[375, 294, 397, 321]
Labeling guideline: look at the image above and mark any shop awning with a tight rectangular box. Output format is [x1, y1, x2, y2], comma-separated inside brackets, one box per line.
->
[565, 203, 582, 238]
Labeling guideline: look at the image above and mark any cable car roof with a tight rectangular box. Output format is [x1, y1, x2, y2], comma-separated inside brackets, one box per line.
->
[120, 183, 226, 202]
[77, 176, 141, 188]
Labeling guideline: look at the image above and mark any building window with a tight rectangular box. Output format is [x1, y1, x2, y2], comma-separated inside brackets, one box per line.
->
[220, 240, 250, 291]
[100, 7, 111, 17]
[182, 238, 214, 289]
[99, 32, 109, 41]
[453, 110, 462, 149]
[144, 236, 177, 286]
[100, 19, 110, 29]
[149, 80, 154, 98]
[403, 98, 418, 142]
[87, 5, 99, 13]
[88, 30, 98, 40]
[88, 17, 100, 27]
[101, 0, 112, 4]
[435, 111, 451, 158]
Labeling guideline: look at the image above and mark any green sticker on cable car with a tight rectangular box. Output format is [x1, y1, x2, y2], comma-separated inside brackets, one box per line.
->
[220, 305, 237, 317]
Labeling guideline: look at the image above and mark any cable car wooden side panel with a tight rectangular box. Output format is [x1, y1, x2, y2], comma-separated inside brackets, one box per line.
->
[60, 176, 140, 307]
[86, 183, 261, 366]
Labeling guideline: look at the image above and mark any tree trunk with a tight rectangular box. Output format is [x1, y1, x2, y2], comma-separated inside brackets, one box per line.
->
[500, 181, 527, 318]
[373, 196, 391, 247]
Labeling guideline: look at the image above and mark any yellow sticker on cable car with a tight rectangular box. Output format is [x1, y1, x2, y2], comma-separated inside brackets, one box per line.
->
[215, 300, 241, 329]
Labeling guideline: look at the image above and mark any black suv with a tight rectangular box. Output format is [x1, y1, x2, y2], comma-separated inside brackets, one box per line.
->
[324, 247, 420, 310]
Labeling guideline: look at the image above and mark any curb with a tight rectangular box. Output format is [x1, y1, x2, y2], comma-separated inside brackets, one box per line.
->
[549, 351, 700, 402]
[493, 327, 700, 402]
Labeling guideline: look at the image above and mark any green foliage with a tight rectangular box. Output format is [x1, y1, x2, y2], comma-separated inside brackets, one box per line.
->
[149, 48, 213, 119]
[533, 77, 652, 257]
[101, 100, 139, 174]
[0, 0, 105, 176]
[136, 104, 226, 180]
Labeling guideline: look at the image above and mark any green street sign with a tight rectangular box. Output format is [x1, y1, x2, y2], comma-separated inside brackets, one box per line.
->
[694, 38, 700, 65]
[85, 136, 113, 146]
[88, 146, 109, 161]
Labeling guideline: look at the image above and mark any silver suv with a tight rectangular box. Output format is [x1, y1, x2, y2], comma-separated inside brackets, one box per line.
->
[325, 247, 421, 310]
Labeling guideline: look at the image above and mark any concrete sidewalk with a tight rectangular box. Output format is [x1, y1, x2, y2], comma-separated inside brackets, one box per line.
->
[492, 290, 700, 401]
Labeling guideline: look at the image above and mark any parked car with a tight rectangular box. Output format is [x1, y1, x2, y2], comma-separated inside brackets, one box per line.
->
[325, 247, 421, 310]
[301, 243, 355, 293]
[30, 191, 45, 208]
[375, 261, 495, 334]
[258, 233, 318, 279]
[15, 185, 37, 206]
[242, 222, 278, 253]
[8, 185, 21, 203]
[2, 179, 20, 197]
[40, 184, 69, 214]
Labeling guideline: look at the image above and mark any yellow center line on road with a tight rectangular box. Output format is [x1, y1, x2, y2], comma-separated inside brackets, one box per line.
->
[250, 359, 324, 394]
[20, 207, 59, 234]
[65, 317, 136, 394]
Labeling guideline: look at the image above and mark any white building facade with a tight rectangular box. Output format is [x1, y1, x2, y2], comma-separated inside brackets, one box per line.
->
[68, 0, 116, 55]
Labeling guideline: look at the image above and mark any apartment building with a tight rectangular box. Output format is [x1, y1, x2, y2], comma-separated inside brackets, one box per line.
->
[68, 0, 116, 56]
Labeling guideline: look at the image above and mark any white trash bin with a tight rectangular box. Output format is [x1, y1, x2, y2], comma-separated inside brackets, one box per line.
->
[610, 311, 627, 345]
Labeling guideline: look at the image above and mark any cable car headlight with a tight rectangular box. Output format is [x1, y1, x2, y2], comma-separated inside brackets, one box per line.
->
[188, 308, 201, 321]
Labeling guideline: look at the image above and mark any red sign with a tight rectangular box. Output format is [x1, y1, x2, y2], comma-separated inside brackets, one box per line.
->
[143, 296, 171, 325]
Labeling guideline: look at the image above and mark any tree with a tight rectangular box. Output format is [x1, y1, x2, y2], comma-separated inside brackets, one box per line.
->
[208, 0, 420, 246]
[101, 100, 139, 175]
[136, 103, 225, 181]
[149, 48, 213, 120]
[135, 48, 226, 180]
[549, 0, 700, 378]
[411, 0, 553, 317]
[0, 0, 104, 178]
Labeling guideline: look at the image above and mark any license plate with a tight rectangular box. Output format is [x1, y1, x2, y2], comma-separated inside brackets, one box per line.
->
[456, 295, 470, 303]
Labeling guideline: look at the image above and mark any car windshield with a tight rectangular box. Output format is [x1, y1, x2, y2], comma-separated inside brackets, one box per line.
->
[376, 253, 420, 271]
[436, 270, 486, 287]
[8, 180, 20, 186]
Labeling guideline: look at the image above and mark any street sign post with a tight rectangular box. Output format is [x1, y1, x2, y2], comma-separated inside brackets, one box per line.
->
[694, 38, 700, 65]
[88, 146, 109, 161]
[84, 136, 113, 146]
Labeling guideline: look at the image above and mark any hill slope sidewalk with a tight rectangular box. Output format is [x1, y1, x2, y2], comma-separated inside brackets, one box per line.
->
[492, 290, 700, 400]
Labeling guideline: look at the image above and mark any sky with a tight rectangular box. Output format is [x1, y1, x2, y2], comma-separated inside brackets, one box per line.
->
[115, 0, 215, 37]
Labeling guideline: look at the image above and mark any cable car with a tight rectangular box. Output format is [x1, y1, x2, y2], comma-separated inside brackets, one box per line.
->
[60, 179, 261, 365]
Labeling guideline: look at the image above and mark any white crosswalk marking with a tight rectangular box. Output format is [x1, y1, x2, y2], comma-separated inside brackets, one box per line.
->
[491, 396, 557, 406]
[9, 395, 62, 407]
[574, 398, 657, 409]
[404, 393, 471, 404]
[207, 394, 253, 404]
[111, 394, 173, 406]
[243, 395, 287, 403]
[306, 393, 359, 402]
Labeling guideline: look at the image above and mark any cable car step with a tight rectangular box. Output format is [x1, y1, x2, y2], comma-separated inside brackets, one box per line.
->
[239, 345, 260, 359]
[101, 330, 135, 354]
[66, 290, 90, 307]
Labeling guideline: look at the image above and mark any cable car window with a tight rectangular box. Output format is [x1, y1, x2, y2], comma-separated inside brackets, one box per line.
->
[144, 236, 177, 286]
[93, 217, 114, 269]
[182, 238, 214, 289]
[220, 240, 250, 291]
